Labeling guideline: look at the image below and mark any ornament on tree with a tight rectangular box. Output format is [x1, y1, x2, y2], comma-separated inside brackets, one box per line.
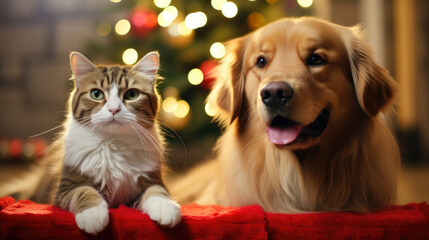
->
[0, 137, 47, 163]
[130, 8, 158, 37]
[200, 60, 218, 90]
[9, 139, 23, 158]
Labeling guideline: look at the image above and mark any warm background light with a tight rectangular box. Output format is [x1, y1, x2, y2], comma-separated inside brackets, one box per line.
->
[178, 22, 192, 36]
[222, 2, 238, 18]
[162, 97, 178, 113]
[154, 0, 171, 8]
[188, 68, 204, 85]
[174, 100, 190, 118]
[115, 19, 131, 35]
[122, 48, 138, 65]
[185, 12, 207, 29]
[297, 0, 313, 8]
[211, 0, 227, 10]
[247, 12, 264, 30]
[205, 102, 217, 117]
[210, 42, 226, 59]
[158, 11, 174, 27]
[164, 6, 178, 20]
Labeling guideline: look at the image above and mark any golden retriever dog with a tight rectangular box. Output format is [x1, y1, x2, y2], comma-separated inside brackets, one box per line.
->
[170, 17, 400, 212]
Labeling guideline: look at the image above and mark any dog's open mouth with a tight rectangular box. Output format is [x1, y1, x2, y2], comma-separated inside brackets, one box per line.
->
[266, 108, 330, 146]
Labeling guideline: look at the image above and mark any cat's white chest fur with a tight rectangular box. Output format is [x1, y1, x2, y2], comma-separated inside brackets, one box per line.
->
[64, 118, 161, 207]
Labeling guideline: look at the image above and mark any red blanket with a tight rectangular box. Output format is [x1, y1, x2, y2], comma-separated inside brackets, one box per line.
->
[1, 196, 428, 239]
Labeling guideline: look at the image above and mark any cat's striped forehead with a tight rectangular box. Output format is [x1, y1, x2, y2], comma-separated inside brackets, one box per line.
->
[77, 65, 153, 92]
[99, 66, 130, 88]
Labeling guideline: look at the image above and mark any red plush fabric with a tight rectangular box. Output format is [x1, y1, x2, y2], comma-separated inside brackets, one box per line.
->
[1, 197, 428, 240]
[266, 203, 429, 239]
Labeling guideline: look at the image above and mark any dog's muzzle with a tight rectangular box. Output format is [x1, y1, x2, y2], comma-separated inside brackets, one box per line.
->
[260, 82, 330, 146]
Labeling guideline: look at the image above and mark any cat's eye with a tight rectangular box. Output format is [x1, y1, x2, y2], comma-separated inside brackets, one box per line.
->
[90, 89, 104, 100]
[124, 89, 139, 100]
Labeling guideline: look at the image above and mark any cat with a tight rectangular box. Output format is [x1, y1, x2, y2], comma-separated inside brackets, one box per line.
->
[47, 51, 181, 234]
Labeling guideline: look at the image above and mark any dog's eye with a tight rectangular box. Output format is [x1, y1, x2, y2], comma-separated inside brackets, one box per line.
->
[256, 56, 267, 68]
[307, 54, 325, 66]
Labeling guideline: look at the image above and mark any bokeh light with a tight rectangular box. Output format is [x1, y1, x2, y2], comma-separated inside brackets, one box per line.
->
[185, 12, 207, 29]
[162, 97, 177, 113]
[188, 68, 204, 85]
[97, 21, 111, 37]
[297, 0, 313, 8]
[210, 42, 226, 59]
[211, 0, 227, 10]
[247, 12, 264, 30]
[158, 11, 174, 27]
[221, 2, 238, 18]
[174, 100, 190, 118]
[115, 19, 131, 35]
[122, 48, 138, 65]
[164, 6, 178, 20]
[110, 0, 121, 3]
[205, 102, 217, 117]
[154, 0, 171, 8]
[168, 23, 181, 37]
[178, 22, 193, 36]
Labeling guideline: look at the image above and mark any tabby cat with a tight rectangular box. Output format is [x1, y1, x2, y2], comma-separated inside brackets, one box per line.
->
[52, 51, 181, 234]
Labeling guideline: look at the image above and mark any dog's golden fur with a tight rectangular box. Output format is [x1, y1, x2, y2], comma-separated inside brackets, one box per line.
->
[170, 17, 400, 212]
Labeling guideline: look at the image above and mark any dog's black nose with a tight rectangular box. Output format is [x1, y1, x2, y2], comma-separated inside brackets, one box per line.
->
[260, 82, 293, 108]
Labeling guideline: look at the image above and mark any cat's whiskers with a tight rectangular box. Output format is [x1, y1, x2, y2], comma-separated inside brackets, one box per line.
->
[128, 121, 165, 158]
[138, 116, 188, 167]
[28, 124, 64, 139]
[126, 124, 150, 162]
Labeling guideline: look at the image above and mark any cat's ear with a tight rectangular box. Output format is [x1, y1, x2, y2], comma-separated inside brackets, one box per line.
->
[70, 52, 98, 88]
[131, 51, 159, 81]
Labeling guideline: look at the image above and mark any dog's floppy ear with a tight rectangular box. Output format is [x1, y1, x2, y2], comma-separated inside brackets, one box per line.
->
[344, 26, 397, 116]
[207, 35, 249, 124]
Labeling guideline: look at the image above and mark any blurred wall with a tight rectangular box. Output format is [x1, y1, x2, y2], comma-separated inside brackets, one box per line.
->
[0, 0, 113, 140]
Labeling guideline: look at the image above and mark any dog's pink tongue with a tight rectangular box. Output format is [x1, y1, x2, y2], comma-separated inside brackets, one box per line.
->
[267, 125, 302, 145]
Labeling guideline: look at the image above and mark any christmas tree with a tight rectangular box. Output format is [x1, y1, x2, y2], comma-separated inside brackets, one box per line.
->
[86, 0, 313, 170]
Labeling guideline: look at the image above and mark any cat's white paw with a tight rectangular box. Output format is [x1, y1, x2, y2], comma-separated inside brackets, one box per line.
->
[75, 201, 109, 235]
[141, 196, 181, 228]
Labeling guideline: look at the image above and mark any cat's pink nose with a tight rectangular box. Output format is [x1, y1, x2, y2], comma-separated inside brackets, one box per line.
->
[109, 108, 121, 116]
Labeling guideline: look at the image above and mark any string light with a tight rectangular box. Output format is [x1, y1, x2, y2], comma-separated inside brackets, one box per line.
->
[185, 12, 207, 29]
[297, 0, 313, 8]
[174, 100, 190, 118]
[168, 23, 181, 37]
[210, 42, 226, 59]
[205, 102, 217, 116]
[247, 12, 264, 30]
[162, 97, 177, 113]
[122, 48, 138, 65]
[188, 68, 204, 85]
[164, 6, 178, 20]
[97, 22, 111, 37]
[154, 0, 171, 8]
[221, 2, 238, 18]
[115, 19, 131, 35]
[211, 0, 227, 10]
[158, 11, 174, 27]
[178, 22, 192, 36]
